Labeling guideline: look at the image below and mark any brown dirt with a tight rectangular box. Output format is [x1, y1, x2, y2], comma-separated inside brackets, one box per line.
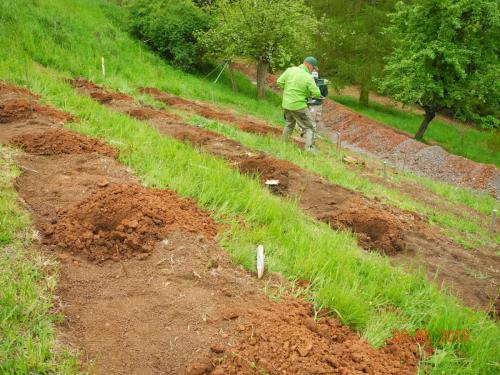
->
[212, 299, 428, 375]
[321, 100, 500, 196]
[1, 81, 427, 375]
[140, 87, 286, 140]
[42, 184, 218, 263]
[69, 79, 500, 311]
[10, 128, 117, 158]
[0, 98, 74, 124]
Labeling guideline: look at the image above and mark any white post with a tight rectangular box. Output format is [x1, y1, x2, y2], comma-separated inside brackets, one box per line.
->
[101, 56, 106, 79]
[383, 161, 387, 181]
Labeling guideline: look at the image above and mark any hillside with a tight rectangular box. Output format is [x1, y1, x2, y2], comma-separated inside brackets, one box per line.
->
[1, 1, 499, 374]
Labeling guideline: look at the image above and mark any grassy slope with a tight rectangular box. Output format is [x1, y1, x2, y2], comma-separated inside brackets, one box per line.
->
[0, 0, 498, 373]
[182, 114, 498, 249]
[334, 95, 500, 167]
[0, 147, 79, 374]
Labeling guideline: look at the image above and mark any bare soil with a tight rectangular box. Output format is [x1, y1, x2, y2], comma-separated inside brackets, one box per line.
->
[321, 100, 500, 196]
[213, 299, 427, 375]
[10, 128, 117, 157]
[140, 87, 288, 140]
[42, 184, 218, 263]
[69, 78, 500, 312]
[0, 82, 428, 375]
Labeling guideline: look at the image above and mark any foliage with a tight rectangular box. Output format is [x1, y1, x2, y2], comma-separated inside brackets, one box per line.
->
[197, 0, 319, 96]
[126, 0, 211, 71]
[379, 0, 500, 136]
[309, 0, 397, 106]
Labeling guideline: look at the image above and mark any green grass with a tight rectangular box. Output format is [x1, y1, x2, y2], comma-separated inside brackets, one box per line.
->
[0, 147, 79, 374]
[334, 95, 500, 167]
[0, 1, 499, 374]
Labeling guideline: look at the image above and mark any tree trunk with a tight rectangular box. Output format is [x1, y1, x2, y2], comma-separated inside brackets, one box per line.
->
[228, 63, 238, 93]
[415, 108, 436, 140]
[256, 59, 269, 98]
[359, 83, 369, 107]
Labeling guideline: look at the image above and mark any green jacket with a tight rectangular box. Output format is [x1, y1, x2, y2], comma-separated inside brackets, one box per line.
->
[277, 64, 321, 111]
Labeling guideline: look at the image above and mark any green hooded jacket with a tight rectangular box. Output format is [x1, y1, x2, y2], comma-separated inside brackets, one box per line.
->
[276, 64, 321, 111]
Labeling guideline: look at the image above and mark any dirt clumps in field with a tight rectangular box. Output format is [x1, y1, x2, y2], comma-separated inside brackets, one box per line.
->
[43, 184, 217, 263]
[10, 128, 117, 157]
[212, 299, 425, 375]
[141, 86, 285, 139]
[126, 106, 181, 122]
[324, 204, 406, 254]
[0, 98, 74, 124]
[71, 77, 133, 104]
[236, 156, 300, 195]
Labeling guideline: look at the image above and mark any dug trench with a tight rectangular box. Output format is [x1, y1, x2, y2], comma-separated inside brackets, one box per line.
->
[0, 82, 429, 374]
[70, 78, 500, 313]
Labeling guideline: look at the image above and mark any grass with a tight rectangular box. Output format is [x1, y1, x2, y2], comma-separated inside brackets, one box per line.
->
[334, 95, 500, 167]
[0, 147, 79, 374]
[0, 0, 499, 374]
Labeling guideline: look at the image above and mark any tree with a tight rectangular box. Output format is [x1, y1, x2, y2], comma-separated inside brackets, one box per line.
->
[127, 0, 211, 71]
[198, 0, 319, 97]
[379, 0, 500, 140]
[310, 0, 397, 106]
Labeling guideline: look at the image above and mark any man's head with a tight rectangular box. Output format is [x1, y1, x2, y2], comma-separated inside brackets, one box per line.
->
[303, 56, 318, 72]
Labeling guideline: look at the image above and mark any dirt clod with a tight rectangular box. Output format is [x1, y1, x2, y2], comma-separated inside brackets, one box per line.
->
[43, 184, 217, 262]
[10, 128, 117, 158]
[213, 299, 428, 374]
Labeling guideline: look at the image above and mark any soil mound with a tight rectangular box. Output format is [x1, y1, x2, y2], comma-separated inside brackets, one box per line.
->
[237, 156, 300, 195]
[141, 87, 285, 139]
[0, 98, 74, 124]
[43, 184, 217, 262]
[212, 299, 426, 374]
[71, 78, 133, 103]
[10, 128, 117, 157]
[0, 82, 40, 101]
[325, 205, 406, 254]
[126, 106, 180, 122]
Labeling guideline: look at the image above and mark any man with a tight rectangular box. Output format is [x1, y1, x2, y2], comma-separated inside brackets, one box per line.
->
[277, 57, 321, 152]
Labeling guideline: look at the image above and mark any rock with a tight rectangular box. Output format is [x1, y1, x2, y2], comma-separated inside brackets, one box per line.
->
[186, 361, 213, 375]
[298, 340, 313, 357]
[222, 308, 240, 320]
[237, 324, 246, 332]
[210, 344, 225, 354]
[121, 218, 139, 229]
[96, 178, 109, 187]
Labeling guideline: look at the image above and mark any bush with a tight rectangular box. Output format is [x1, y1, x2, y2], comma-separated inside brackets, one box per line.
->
[127, 0, 211, 71]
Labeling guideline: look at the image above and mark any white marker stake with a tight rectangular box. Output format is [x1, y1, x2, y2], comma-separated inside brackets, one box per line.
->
[383, 161, 387, 181]
[101, 56, 106, 79]
[256, 245, 265, 279]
